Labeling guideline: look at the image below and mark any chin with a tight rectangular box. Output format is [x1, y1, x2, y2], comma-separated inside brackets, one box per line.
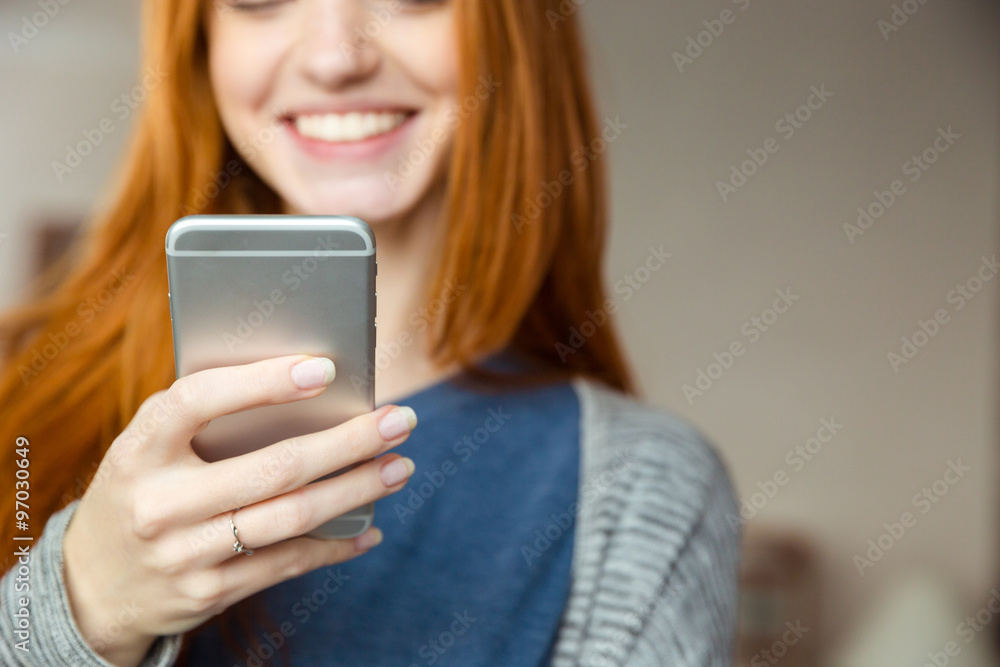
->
[278, 171, 446, 226]
[280, 189, 403, 224]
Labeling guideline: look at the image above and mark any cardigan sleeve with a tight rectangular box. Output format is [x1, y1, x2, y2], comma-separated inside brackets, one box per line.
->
[551, 378, 741, 666]
[0, 499, 183, 666]
[623, 450, 740, 665]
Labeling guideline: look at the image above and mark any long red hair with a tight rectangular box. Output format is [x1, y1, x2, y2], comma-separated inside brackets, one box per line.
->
[0, 0, 634, 658]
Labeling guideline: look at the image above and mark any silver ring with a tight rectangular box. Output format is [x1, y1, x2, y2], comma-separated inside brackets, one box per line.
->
[230, 507, 254, 556]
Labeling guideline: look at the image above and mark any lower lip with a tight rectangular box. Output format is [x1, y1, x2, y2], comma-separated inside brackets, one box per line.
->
[284, 114, 416, 161]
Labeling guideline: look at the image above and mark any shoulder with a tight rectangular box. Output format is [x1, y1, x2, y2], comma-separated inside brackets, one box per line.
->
[571, 376, 737, 518]
[553, 377, 741, 665]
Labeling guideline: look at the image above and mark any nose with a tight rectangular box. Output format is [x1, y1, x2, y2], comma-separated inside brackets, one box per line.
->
[296, 0, 381, 89]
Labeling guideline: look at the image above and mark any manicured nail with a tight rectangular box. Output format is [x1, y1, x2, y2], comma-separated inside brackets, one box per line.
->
[380, 457, 415, 487]
[355, 527, 383, 551]
[377, 406, 417, 441]
[291, 357, 336, 389]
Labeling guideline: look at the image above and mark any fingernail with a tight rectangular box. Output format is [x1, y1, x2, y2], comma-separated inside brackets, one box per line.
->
[380, 457, 415, 487]
[377, 406, 417, 441]
[355, 527, 383, 551]
[291, 357, 336, 389]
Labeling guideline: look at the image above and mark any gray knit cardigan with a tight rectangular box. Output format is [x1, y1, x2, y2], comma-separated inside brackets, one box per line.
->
[0, 378, 740, 665]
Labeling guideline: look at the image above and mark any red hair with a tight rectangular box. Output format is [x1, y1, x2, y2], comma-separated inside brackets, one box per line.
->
[0, 0, 634, 659]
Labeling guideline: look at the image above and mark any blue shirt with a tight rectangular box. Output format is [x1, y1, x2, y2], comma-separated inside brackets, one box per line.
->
[185, 366, 581, 666]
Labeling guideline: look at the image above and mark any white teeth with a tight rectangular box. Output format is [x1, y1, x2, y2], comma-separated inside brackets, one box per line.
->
[376, 114, 395, 133]
[294, 111, 408, 142]
[361, 113, 378, 136]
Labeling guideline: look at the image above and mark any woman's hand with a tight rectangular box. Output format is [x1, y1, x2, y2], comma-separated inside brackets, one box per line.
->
[62, 355, 416, 667]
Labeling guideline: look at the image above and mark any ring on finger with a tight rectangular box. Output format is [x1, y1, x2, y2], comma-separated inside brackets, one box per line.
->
[230, 507, 254, 557]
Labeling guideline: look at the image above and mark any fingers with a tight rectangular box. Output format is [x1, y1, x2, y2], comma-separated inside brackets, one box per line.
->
[130, 355, 338, 459]
[187, 404, 417, 521]
[181, 453, 414, 566]
[216, 529, 382, 614]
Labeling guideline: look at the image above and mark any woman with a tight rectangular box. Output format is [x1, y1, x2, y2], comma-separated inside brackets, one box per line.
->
[0, 0, 740, 665]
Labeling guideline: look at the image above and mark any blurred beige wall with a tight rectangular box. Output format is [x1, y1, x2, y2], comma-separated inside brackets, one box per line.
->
[580, 0, 1000, 649]
[0, 2, 143, 264]
[2, 0, 998, 653]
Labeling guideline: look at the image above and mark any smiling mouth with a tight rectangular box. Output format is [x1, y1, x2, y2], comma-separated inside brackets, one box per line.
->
[292, 111, 413, 143]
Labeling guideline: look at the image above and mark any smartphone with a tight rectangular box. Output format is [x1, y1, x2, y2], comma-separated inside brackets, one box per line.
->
[165, 214, 376, 539]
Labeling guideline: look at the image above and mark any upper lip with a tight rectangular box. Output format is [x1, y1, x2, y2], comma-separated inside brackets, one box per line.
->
[280, 102, 417, 120]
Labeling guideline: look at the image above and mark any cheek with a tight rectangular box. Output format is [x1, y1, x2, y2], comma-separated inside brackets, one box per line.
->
[424, 34, 459, 99]
[390, 17, 460, 100]
[208, 30, 279, 128]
